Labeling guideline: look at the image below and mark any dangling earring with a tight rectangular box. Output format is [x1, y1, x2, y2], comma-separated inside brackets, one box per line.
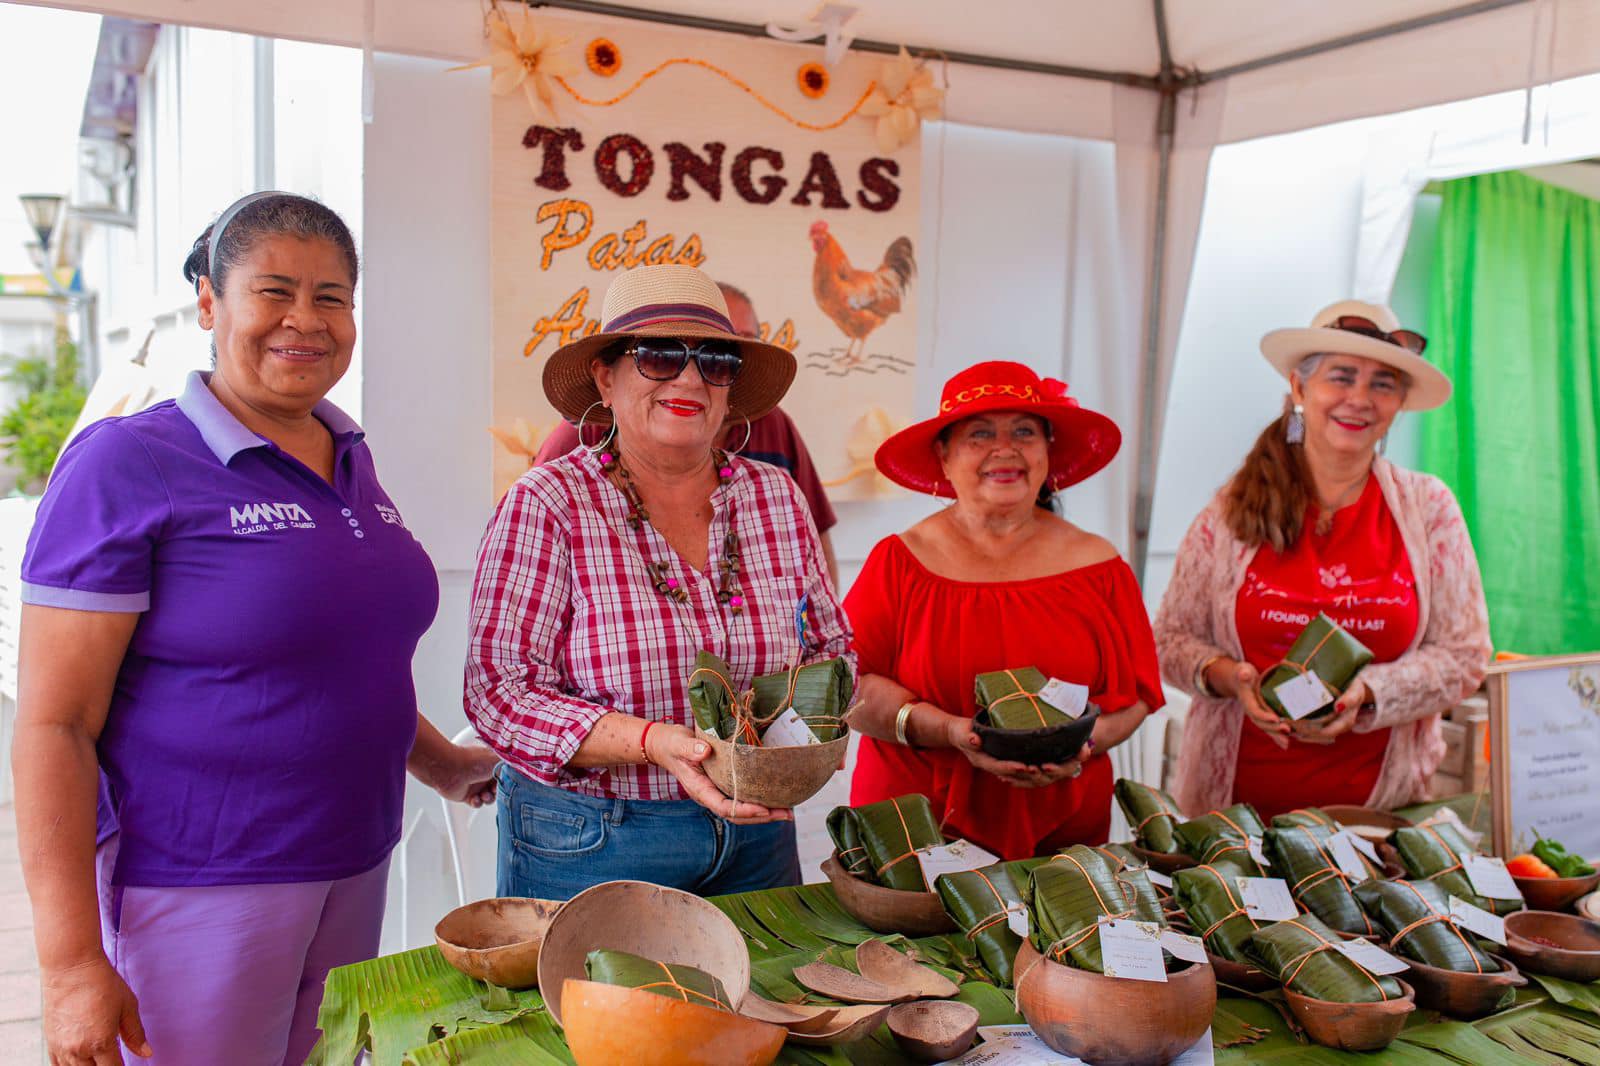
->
[725, 412, 753, 456]
[1286, 403, 1305, 444]
[579, 400, 617, 464]
[1377, 433, 1389, 457]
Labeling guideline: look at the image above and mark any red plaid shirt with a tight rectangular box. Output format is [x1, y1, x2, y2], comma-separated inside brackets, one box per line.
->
[465, 445, 854, 801]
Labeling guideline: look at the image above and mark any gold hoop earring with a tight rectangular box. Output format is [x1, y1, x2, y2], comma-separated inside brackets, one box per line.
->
[726, 412, 753, 456]
[578, 400, 617, 456]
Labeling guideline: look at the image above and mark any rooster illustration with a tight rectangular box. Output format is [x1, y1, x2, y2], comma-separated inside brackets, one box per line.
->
[809, 221, 916, 364]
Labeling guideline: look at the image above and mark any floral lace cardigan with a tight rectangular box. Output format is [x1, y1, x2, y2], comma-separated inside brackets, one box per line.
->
[1153, 459, 1492, 815]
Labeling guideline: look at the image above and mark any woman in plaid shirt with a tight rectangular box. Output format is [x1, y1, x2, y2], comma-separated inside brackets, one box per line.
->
[466, 266, 853, 900]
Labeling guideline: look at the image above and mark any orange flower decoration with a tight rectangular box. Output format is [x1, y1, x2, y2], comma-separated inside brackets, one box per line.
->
[797, 61, 829, 99]
[586, 37, 622, 77]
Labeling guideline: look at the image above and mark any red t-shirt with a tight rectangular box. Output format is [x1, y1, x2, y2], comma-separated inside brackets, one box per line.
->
[534, 407, 838, 534]
[1233, 477, 1419, 819]
[844, 536, 1164, 860]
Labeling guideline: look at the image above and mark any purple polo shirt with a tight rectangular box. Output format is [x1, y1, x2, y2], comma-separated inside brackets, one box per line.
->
[22, 371, 439, 887]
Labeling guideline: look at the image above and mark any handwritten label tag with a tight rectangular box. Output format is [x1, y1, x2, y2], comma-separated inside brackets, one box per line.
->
[1160, 930, 1211, 964]
[1238, 877, 1299, 921]
[1333, 937, 1410, 975]
[1329, 831, 1374, 883]
[1463, 854, 1525, 901]
[917, 839, 1001, 887]
[1450, 895, 1508, 945]
[1146, 869, 1174, 889]
[1247, 835, 1270, 867]
[1098, 918, 1168, 982]
[1345, 830, 1383, 863]
[1005, 906, 1030, 939]
[1038, 677, 1090, 719]
[761, 707, 820, 748]
[1273, 670, 1335, 720]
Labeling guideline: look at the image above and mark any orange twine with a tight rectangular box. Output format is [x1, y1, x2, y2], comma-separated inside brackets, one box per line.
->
[985, 670, 1051, 728]
[553, 61, 876, 131]
[1280, 919, 1392, 1000]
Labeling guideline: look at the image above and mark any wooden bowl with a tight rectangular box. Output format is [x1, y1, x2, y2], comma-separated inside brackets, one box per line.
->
[887, 1001, 980, 1062]
[1402, 954, 1525, 1020]
[695, 724, 848, 809]
[1503, 910, 1600, 982]
[1206, 953, 1278, 993]
[822, 854, 956, 936]
[1321, 805, 1413, 831]
[1513, 871, 1600, 913]
[973, 706, 1099, 765]
[433, 897, 563, 989]
[1129, 844, 1197, 876]
[538, 880, 751, 1026]
[561, 979, 784, 1066]
[785, 1003, 894, 1046]
[1282, 981, 1416, 1052]
[1014, 940, 1215, 1065]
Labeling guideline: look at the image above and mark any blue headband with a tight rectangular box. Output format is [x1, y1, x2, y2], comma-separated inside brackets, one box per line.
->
[206, 190, 293, 281]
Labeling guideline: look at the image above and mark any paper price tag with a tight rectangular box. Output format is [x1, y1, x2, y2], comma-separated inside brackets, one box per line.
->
[1329, 831, 1374, 883]
[1449, 895, 1508, 945]
[1160, 930, 1211, 964]
[1346, 831, 1382, 863]
[1273, 670, 1335, 720]
[917, 839, 1001, 887]
[1238, 877, 1299, 921]
[1098, 918, 1168, 982]
[1037, 677, 1090, 719]
[761, 707, 821, 748]
[1005, 906, 1029, 939]
[1333, 937, 1410, 975]
[1247, 835, 1270, 867]
[1146, 869, 1174, 889]
[1463, 854, 1524, 901]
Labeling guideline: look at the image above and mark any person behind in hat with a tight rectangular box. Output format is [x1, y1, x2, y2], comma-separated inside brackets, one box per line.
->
[841, 361, 1163, 860]
[535, 281, 840, 586]
[1155, 301, 1490, 820]
[13, 193, 498, 1066]
[465, 264, 852, 900]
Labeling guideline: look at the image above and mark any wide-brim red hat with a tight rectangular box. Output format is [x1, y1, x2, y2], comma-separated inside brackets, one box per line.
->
[874, 361, 1121, 497]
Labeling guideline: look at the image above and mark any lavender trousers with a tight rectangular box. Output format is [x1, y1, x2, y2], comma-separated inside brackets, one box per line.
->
[96, 837, 389, 1066]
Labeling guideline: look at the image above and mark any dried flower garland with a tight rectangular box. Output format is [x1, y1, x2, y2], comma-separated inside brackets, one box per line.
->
[797, 62, 829, 99]
[859, 47, 945, 152]
[450, 3, 576, 121]
[586, 37, 622, 77]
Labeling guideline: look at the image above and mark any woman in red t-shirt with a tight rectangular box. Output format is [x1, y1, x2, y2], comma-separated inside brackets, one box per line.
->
[843, 362, 1164, 860]
[1154, 301, 1491, 820]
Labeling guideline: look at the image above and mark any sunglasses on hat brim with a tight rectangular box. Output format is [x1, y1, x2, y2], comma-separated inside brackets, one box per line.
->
[1327, 315, 1427, 355]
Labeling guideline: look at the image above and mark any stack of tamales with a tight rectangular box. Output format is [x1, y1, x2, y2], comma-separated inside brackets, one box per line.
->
[936, 862, 1027, 985]
[585, 949, 734, 1011]
[973, 667, 1071, 730]
[1353, 879, 1501, 974]
[688, 651, 851, 744]
[1391, 824, 1523, 916]
[1024, 845, 1173, 973]
[1174, 804, 1269, 875]
[826, 794, 944, 891]
[1262, 825, 1380, 937]
[1114, 779, 1185, 854]
[1091, 844, 1166, 922]
[1173, 860, 1269, 964]
[1245, 913, 1407, 1003]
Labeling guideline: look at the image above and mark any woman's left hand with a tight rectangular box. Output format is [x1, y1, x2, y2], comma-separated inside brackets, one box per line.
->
[1288, 677, 1368, 745]
[435, 743, 500, 807]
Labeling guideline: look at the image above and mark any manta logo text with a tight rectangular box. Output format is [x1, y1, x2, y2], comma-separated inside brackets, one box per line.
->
[229, 501, 317, 534]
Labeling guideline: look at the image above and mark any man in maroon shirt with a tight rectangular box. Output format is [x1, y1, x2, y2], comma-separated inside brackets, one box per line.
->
[536, 282, 840, 585]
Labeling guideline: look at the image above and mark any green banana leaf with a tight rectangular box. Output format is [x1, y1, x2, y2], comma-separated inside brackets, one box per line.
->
[826, 807, 873, 880]
[934, 862, 1025, 985]
[585, 949, 733, 1011]
[1026, 845, 1162, 973]
[1392, 823, 1523, 916]
[1088, 844, 1166, 923]
[844, 794, 944, 892]
[1245, 912, 1406, 1004]
[1175, 804, 1269, 874]
[1258, 613, 1374, 720]
[688, 650, 753, 742]
[750, 657, 853, 743]
[1271, 808, 1340, 836]
[1173, 859, 1268, 964]
[1114, 778, 1185, 853]
[1353, 878, 1500, 973]
[973, 667, 1070, 730]
[1262, 825, 1379, 937]
[402, 1012, 573, 1066]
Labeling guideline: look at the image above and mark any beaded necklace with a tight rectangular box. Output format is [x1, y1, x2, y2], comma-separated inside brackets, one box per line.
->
[599, 444, 747, 614]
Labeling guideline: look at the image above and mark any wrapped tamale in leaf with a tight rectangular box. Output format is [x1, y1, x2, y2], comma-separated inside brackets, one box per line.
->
[687, 651, 755, 743]
[1272, 808, 1341, 838]
[1174, 804, 1269, 874]
[1262, 826, 1379, 937]
[749, 657, 853, 743]
[935, 862, 1026, 985]
[1026, 846, 1158, 973]
[1114, 778, 1185, 853]
[584, 949, 733, 1011]
[973, 668, 1068, 730]
[1258, 613, 1374, 720]
[1391, 823, 1522, 916]
[851, 794, 945, 892]
[1353, 879, 1500, 974]
[827, 807, 873, 880]
[1173, 860, 1267, 964]
[1091, 844, 1165, 923]
[1245, 913, 1406, 1003]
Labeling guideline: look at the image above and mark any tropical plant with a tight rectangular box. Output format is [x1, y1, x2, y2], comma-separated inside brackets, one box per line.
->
[0, 327, 87, 490]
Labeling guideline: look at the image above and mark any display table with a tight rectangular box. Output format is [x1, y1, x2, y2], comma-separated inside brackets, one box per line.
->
[309, 794, 1600, 1065]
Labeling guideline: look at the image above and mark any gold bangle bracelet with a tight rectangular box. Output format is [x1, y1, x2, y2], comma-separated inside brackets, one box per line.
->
[894, 701, 918, 746]
[1195, 654, 1227, 698]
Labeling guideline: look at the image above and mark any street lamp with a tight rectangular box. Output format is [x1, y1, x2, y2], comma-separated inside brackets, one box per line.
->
[15, 192, 98, 381]
[18, 194, 65, 250]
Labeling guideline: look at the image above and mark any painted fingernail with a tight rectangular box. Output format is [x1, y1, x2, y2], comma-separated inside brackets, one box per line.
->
[694, 742, 707, 755]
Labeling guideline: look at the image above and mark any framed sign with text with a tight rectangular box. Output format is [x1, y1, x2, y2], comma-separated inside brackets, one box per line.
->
[1487, 652, 1600, 859]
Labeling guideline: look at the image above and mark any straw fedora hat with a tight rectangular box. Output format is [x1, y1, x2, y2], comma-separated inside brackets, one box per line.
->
[542, 265, 797, 425]
[1260, 300, 1451, 411]
[874, 361, 1121, 497]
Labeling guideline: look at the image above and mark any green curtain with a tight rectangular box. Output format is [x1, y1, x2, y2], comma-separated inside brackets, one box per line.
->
[1422, 169, 1600, 654]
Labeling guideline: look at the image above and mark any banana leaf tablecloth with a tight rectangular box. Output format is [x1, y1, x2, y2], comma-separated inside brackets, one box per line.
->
[309, 793, 1600, 1065]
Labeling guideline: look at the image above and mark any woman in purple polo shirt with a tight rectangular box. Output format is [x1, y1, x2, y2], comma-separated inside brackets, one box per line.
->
[13, 193, 498, 1066]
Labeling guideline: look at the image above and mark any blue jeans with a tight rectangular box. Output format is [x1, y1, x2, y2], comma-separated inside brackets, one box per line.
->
[495, 765, 802, 901]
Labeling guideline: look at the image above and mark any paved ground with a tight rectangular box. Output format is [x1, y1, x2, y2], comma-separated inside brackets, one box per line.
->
[0, 805, 43, 1065]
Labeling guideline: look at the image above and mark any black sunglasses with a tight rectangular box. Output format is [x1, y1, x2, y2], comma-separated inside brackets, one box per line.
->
[625, 338, 744, 387]
[1329, 315, 1428, 355]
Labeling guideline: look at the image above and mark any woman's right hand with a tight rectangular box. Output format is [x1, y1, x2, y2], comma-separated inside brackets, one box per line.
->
[1213, 659, 1290, 750]
[647, 724, 794, 825]
[943, 716, 1055, 788]
[42, 957, 151, 1064]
